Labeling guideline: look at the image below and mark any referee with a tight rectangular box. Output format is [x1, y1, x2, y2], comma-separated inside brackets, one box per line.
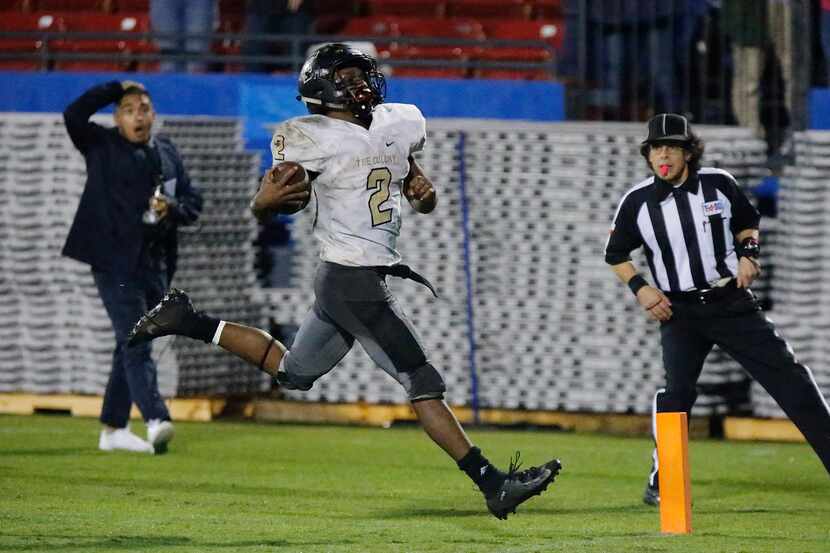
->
[605, 113, 830, 506]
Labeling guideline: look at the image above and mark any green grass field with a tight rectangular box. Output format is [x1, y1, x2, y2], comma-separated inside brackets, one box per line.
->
[1, 414, 828, 553]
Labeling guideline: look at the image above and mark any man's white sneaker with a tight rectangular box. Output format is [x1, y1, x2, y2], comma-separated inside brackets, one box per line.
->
[99, 427, 154, 454]
[146, 419, 174, 454]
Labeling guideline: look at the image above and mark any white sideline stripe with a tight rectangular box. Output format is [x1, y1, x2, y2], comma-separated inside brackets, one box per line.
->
[211, 321, 226, 346]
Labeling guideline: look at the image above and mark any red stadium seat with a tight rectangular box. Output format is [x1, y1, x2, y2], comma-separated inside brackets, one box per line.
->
[393, 16, 485, 39]
[366, 0, 445, 18]
[52, 58, 126, 70]
[0, 59, 41, 68]
[385, 17, 484, 78]
[0, 11, 63, 70]
[473, 19, 560, 80]
[472, 49, 554, 80]
[0, 11, 62, 38]
[447, 0, 529, 19]
[392, 16, 485, 60]
[484, 18, 563, 50]
[476, 45, 551, 64]
[340, 16, 403, 54]
[342, 15, 484, 77]
[474, 69, 553, 80]
[385, 47, 468, 78]
[0, 10, 63, 32]
[37, 0, 110, 11]
[341, 16, 401, 37]
[390, 67, 467, 79]
[343, 15, 485, 42]
[51, 12, 156, 71]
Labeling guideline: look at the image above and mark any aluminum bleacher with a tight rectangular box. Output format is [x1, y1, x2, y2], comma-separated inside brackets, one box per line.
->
[0, 112, 265, 398]
[260, 119, 790, 416]
[750, 130, 830, 418]
[2, 112, 823, 418]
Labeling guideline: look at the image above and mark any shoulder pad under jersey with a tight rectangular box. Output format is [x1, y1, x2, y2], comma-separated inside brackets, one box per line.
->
[375, 103, 426, 155]
[271, 115, 331, 172]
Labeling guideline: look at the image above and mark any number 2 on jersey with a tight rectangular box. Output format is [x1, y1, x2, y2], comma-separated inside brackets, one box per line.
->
[273, 134, 285, 161]
[366, 167, 393, 226]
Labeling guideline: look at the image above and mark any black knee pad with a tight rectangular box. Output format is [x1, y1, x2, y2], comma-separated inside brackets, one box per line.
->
[406, 363, 446, 402]
[657, 388, 697, 412]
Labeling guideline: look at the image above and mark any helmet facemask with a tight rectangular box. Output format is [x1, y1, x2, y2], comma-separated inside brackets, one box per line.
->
[333, 64, 386, 120]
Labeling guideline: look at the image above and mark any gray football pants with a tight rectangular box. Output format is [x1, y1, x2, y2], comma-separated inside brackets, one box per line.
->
[279, 262, 446, 401]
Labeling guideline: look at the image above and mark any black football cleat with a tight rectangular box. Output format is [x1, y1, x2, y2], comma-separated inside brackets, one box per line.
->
[643, 481, 660, 506]
[485, 453, 562, 520]
[128, 288, 199, 346]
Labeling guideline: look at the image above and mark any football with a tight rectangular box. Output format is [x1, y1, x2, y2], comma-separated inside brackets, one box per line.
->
[272, 161, 311, 214]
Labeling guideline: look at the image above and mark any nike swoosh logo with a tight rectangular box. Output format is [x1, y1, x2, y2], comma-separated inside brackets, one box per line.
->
[386, 141, 394, 147]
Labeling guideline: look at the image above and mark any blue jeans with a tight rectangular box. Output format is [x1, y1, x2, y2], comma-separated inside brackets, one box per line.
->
[150, 0, 216, 72]
[93, 267, 170, 428]
[599, 22, 677, 114]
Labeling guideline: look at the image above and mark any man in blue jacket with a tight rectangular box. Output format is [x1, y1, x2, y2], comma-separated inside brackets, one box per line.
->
[63, 80, 203, 454]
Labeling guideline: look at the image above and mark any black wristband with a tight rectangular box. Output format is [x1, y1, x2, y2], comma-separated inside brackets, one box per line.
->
[737, 237, 760, 259]
[627, 274, 648, 296]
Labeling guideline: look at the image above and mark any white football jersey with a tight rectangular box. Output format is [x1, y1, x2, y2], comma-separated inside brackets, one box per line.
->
[271, 103, 426, 267]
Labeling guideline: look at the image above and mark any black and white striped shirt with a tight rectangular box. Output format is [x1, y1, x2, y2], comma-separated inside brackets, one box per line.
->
[605, 167, 761, 292]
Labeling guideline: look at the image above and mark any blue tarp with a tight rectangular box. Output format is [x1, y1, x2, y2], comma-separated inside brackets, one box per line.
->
[2, 71, 564, 169]
[2, 71, 565, 119]
[809, 88, 830, 130]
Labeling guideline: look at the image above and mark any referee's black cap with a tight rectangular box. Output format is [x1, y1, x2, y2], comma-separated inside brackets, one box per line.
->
[642, 113, 692, 145]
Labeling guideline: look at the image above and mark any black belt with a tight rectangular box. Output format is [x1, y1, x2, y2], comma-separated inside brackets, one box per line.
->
[664, 279, 739, 305]
[374, 264, 438, 298]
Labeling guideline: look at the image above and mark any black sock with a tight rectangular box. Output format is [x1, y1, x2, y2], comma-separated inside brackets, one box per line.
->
[457, 446, 505, 494]
[189, 313, 221, 343]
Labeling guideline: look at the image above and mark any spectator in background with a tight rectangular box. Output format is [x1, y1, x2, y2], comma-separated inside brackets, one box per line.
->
[151, 0, 217, 73]
[723, 0, 794, 157]
[562, 0, 702, 120]
[767, 0, 793, 120]
[721, 0, 767, 138]
[255, 215, 293, 287]
[241, 0, 314, 73]
[62, 81, 203, 453]
[675, 1, 717, 117]
[820, 1, 830, 85]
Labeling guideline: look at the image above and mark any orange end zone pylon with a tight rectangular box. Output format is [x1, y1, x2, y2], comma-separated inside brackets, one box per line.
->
[656, 412, 692, 534]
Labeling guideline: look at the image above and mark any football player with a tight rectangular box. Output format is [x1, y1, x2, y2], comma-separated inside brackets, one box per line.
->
[129, 43, 561, 519]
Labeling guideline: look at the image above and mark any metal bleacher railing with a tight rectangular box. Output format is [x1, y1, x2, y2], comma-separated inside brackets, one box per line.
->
[0, 29, 558, 76]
